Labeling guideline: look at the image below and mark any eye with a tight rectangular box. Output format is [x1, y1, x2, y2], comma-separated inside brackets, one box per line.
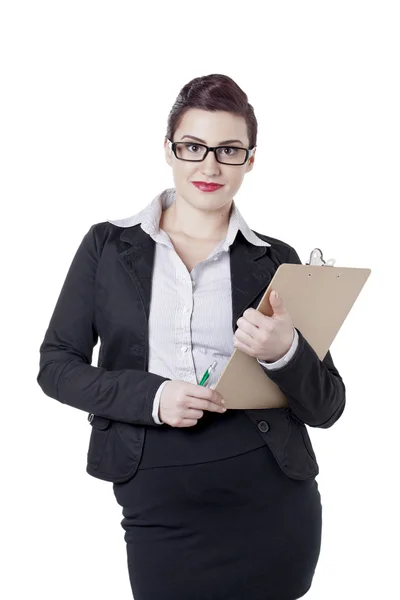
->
[219, 146, 238, 156]
[185, 144, 202, 153]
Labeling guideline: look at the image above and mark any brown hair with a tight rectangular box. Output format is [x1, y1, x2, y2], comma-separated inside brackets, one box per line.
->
[165, 74, 258, 149]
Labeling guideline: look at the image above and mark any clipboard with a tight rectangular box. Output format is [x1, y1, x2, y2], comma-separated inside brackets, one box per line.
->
[213, 249, 371, 409]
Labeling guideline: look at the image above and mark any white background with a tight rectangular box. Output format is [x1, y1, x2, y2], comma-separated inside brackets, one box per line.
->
[1, 1, 399, 598]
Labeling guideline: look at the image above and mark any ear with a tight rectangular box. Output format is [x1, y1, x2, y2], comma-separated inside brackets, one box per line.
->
[164, 139, 173, 167]
[245, 149, 256, 173]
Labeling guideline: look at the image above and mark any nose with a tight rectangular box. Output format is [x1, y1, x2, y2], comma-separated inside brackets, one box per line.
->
[201, 150, 221, 175]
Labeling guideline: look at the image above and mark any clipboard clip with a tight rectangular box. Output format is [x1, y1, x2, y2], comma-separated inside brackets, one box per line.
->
[306, 248, 336, 267]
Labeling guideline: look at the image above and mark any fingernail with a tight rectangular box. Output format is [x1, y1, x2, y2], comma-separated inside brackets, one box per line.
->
[221, 399, 225, 404]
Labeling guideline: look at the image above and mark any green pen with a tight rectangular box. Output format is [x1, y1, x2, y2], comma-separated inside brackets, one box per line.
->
[199, 361, 218, 387]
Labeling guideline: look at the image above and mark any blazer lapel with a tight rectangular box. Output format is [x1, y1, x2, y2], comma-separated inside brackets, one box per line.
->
[117, 225, 277, 337]
[229, 229, 277, 330]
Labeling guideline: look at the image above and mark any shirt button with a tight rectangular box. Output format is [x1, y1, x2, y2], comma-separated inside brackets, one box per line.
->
[183, 306, 189, 313]
[181, 346, 188, 353]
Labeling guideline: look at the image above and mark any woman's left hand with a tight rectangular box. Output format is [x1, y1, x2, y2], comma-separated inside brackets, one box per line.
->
[233, 290, 295, 363]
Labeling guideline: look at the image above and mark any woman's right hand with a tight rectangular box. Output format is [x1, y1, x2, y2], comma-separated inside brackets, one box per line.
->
[158, 380, 227, 427]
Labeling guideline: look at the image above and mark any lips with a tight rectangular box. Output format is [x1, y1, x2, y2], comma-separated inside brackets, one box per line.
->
[192, 182, 224, 192]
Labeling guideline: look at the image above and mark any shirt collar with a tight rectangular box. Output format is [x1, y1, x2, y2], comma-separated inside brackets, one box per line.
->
[108, 188, 270, 250]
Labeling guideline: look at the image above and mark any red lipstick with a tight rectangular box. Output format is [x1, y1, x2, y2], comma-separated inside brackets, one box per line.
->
[192, 182, 224, 192]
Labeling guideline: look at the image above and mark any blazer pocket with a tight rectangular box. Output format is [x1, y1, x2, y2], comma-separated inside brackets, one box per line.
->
[299, 422, 317, 461]
[87, 416, 112, 468]
[86, 416, 146, 483]
[283, 411, 319, 480]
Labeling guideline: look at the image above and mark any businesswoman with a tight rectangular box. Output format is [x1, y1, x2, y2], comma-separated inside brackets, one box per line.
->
[37, 73, 346, 600]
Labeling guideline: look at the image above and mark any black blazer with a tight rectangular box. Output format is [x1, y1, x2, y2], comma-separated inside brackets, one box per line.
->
[37, 221, 346, 483]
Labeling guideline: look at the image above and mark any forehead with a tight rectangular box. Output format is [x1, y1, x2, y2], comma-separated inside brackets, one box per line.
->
[175, 108, 248, 144]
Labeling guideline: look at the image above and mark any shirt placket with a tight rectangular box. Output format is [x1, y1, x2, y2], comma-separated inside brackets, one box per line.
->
[174, 259, 197, 384]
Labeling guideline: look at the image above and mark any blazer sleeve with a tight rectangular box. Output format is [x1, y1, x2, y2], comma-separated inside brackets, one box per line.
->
[36, 224, 171, 426]
[258, 246, 346, 428]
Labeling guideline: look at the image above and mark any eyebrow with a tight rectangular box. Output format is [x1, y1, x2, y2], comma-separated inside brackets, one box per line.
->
[180, 135, 244, 146]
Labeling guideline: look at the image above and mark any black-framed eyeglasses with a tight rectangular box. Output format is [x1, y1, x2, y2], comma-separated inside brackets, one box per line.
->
[166, 138, 256, 166]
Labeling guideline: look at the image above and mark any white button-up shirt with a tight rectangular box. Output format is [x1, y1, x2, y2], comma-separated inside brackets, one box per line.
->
[108, 188, 298, 425]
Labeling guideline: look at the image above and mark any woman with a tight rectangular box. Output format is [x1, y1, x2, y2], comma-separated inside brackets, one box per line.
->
[37, 74, 346, 600]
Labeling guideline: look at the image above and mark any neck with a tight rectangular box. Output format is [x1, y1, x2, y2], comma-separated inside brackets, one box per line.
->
[160, 193, 233, 241]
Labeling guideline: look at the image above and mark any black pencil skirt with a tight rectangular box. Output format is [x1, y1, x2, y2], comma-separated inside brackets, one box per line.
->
[112, 444, 322, 600]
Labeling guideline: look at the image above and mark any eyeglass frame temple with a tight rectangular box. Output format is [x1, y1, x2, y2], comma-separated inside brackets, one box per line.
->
[166, 138, 256, 164]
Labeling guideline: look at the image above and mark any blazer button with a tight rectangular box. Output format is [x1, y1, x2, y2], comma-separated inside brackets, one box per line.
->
[258, 420, 270, 433]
